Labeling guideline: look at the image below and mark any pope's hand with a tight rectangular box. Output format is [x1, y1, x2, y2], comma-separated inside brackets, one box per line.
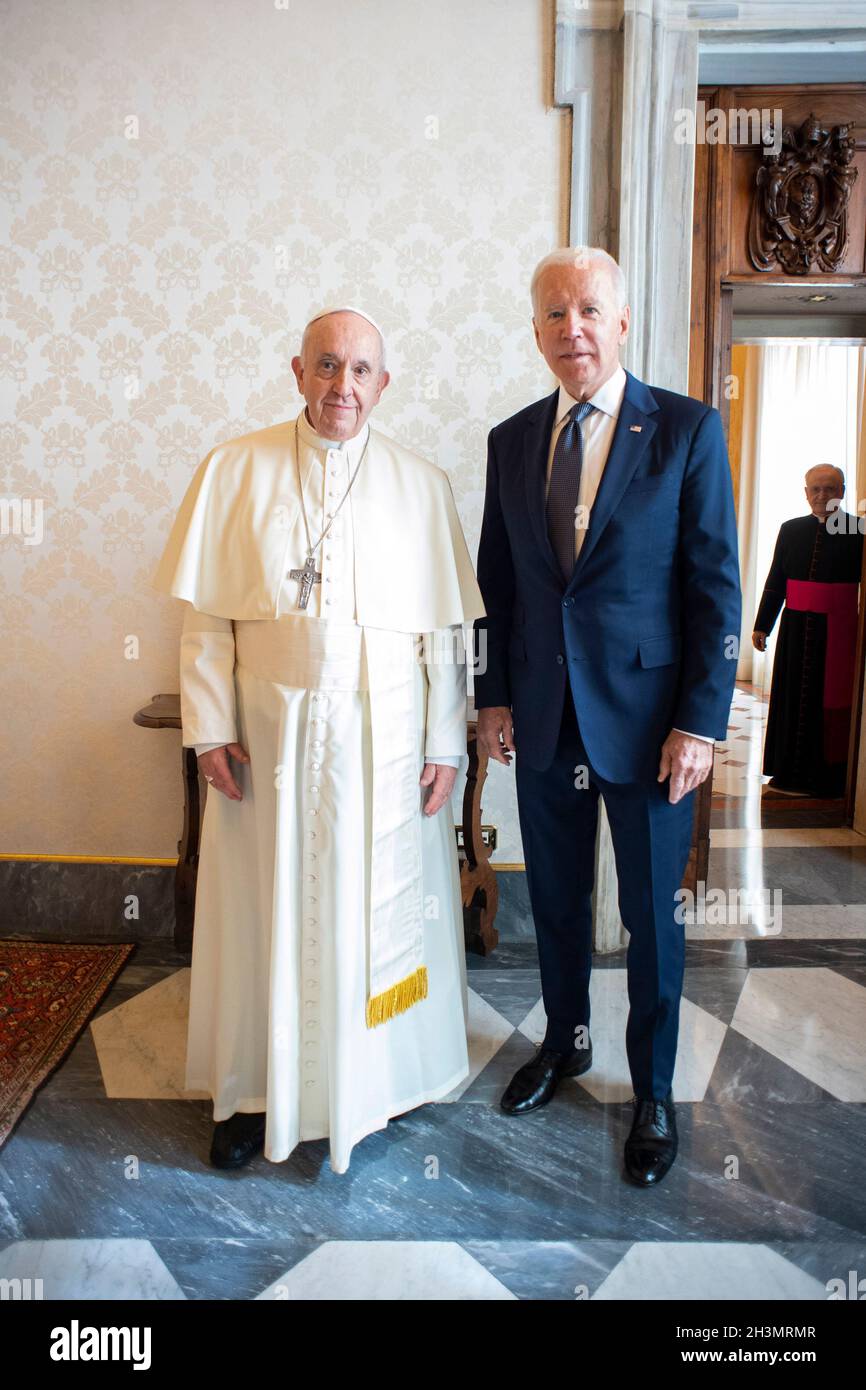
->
[419, 762, 458, 817]
[476, 706, 516, 766]
[657, 730, 713, 805]
[198, 742, 250, 801]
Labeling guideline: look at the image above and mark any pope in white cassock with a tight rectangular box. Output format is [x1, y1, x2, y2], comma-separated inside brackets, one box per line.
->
[151, 307, 485, 1174]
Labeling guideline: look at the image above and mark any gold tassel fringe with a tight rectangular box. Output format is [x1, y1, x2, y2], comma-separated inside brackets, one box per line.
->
[365, 965, 428, 1029]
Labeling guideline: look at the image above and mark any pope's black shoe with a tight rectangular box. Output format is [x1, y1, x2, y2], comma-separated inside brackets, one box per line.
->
[623, 1092, 678, 1186]
[210, 1110, 266, 1169]
[500, 1040, 593, 1115]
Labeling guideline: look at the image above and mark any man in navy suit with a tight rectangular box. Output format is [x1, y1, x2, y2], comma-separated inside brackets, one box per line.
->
[473, 247, 741, 1186]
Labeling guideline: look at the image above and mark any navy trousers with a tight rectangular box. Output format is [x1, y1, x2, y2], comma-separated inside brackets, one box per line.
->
[514, 688, 696, 1100]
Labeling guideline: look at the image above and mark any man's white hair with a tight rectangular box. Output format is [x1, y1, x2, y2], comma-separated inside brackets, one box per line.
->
[300, 304, 387, 370]
[805, 463, 845, 487]
[530, 247, 628, 316]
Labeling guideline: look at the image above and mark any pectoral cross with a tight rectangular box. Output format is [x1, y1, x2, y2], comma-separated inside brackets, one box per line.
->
[289, 554, 321, 610]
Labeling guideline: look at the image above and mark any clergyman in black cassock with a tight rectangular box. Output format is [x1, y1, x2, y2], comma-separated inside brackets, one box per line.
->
[753, 468, 862, 797]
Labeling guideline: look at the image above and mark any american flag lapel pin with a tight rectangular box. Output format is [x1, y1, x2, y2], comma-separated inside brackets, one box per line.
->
[630, 424, 642, 432]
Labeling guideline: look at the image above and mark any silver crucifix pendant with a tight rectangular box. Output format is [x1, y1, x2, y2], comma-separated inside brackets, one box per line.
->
[289, 554, 322, 610]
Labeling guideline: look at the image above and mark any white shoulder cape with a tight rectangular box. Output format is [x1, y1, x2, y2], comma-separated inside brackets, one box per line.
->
[151, 419, 485, 631]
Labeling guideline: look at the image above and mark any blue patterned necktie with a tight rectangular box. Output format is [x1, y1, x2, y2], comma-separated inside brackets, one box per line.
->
[546, 400, 595, 581]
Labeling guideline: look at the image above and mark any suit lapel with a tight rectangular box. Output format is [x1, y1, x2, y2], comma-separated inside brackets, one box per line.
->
[565, 370, 659, 588]
[523, 388, 564, 586]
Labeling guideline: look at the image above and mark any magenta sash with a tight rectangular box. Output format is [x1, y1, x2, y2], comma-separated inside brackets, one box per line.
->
[785, 580, 858, 710]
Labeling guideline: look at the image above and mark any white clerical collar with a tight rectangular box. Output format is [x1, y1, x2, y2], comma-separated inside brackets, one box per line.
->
[296, 406, 371, 459]
[555, 361, 626, 427]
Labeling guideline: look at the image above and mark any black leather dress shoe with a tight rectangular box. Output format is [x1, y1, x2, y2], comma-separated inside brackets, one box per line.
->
[623, 1092, 678, 1186]
[209, 1111, 266, 1169]
[500, 1041, 593, 1115]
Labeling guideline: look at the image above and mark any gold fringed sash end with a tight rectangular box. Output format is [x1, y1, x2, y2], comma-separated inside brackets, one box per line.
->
[365, 965, 428, 1029]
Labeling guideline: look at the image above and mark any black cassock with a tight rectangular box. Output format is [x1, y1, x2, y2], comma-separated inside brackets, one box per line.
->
[755, 513, 862, 795]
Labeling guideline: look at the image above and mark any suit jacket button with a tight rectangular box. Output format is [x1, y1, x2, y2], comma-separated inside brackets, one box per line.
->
[556, 654, 564, 665]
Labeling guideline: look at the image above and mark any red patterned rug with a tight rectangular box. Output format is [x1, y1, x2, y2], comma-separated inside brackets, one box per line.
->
[0, 940, 135, 1151]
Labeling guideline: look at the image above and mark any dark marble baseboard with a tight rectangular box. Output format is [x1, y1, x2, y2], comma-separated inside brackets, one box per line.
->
[0, 860, 176, 941]
[0, 859, 533, 946]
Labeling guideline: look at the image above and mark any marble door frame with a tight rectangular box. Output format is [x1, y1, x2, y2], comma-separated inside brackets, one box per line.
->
[551, 0, 866, 947]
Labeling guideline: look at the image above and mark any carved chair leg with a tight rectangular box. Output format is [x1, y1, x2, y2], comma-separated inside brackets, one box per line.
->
[175, 746, 201, 956]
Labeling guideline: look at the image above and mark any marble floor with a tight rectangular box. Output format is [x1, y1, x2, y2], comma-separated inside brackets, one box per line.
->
[1, 685, 864, 1300]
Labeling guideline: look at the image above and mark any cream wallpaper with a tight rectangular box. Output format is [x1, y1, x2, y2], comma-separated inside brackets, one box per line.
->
[0, 0, 567, 861]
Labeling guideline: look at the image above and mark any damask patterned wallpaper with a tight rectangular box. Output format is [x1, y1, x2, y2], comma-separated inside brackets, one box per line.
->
[0, 0, 567, 860]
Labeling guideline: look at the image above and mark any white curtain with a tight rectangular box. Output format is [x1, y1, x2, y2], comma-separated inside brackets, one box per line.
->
[736, 342, 866, 693]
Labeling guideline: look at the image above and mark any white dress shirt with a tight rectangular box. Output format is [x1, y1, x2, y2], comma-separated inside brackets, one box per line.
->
[546, 363, 713, 746]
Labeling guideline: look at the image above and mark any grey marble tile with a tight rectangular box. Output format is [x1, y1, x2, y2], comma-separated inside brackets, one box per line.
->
[707, 847, 866, 905]
[463, 970, 544, 1030]
[754, 808, 848, 830]
[4, 1093, 864, 1246]
[768, 1240, 866, 1296]
[459, 1029, 538, 1104]
[460, 1238, 632, 1301]
[744, 939, 866, 968]
[827, 963, 866, 990]
[149, 1237, 322, 1301]
[466, 941, 539, 970]
[680, 967, 748, 1026]
[705, 1028, 838, 1105]
[36, 1026, 107, 1102]
[684, 940, 750, 968]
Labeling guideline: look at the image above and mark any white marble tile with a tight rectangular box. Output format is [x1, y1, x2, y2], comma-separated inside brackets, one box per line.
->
[0, 1239, 186, 1300]
[593, 1243, 827, 1301]
[731, 968, 866, 1101]
[687, 905, 866, 940]
[711, 829, 866, 849]
[90, 968, 209, 1101]
[257, 1241, 517, 1300]
[442, 988, 515, 1101]
[517, 971, 727, 1102]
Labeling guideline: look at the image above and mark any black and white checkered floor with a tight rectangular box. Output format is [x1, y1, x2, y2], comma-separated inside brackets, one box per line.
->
[2, 690, 864, 1299]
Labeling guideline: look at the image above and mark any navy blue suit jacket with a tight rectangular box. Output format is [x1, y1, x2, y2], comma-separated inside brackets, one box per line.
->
[472, 370, 742, 782]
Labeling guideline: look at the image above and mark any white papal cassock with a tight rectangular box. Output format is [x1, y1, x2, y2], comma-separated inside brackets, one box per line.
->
[153, 407, 484, 1173]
